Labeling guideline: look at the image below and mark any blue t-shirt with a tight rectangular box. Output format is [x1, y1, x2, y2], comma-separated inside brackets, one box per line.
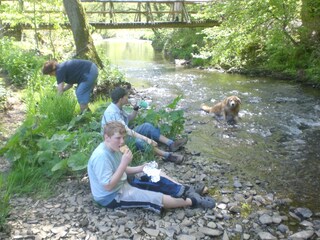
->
[87, 142, 127, 206]
[56, 59, 93, 85]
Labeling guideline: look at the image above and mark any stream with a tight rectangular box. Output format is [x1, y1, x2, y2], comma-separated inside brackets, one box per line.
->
[98, 38, 320, 212]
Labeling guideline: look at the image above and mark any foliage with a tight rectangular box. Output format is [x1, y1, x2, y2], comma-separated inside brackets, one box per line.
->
[0, 0, 64, 28]
[35, 91, 77, 133]
[135, 96, 185, 139]
[200, 0, 296, 67]
[0, 37, 45, 87]
[149, 0, 320, 84]
[197, 0, 320, 84]
[0, 175, 11, 233]
[241, 203, 253, 218]
[152, 28, 206, 60]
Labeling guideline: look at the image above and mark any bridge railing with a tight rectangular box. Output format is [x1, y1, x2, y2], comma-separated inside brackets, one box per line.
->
[1, 0, 217, 30]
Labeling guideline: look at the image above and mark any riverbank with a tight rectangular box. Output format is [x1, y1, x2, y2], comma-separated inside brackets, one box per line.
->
[1, 88, 320, 240]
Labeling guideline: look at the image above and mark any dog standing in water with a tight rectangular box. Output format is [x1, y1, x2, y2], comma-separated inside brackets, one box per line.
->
[201, 96, 241, 124]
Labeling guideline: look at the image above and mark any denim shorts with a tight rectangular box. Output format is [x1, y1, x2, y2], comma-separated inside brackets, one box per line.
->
[76, 63, 98, 104]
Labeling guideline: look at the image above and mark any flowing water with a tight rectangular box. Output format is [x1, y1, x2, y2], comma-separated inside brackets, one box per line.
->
[99, 38, 320, 211]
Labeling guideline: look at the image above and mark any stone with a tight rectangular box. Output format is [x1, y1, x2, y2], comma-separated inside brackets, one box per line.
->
[258, 232, 277, 240]
[294, 207, 313, 219]
[259, 214, 273, 225]
[288, 230, 314, 239]
[198, 227, 223, 236]
[142, 227, 159, 237]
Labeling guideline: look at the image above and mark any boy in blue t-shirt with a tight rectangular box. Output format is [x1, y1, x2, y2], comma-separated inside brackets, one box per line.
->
[87, 121, 216, 213]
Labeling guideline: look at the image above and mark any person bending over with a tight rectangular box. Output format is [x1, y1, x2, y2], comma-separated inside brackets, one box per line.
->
[42, 59, 98, 112]
[101, 87, 187, 164]
[87, 121, 215, 213]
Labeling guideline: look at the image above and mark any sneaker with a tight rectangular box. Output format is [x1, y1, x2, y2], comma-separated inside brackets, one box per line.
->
[184, 183, 206, 197]
[188, 192, 216, 209]
[165, 153, 184, 164]
[169, 137, 188, 152]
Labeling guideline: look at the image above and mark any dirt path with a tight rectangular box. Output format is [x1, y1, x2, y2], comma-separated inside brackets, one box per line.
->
[0, 73, 26, 172]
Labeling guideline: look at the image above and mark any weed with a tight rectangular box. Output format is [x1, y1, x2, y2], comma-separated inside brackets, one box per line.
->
[241, 202, 252, 218]
[135, 96, 185, 139]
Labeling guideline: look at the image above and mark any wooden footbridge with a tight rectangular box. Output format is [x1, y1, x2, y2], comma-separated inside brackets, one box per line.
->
[0, 0, 219, 30]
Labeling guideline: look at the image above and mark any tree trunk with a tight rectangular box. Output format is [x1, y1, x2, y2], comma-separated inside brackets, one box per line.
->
[300, 0, 320, 46]
[62, 0, 103, 68]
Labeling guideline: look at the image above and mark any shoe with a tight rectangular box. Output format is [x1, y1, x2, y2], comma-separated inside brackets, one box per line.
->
[188, 192, 216, 209]
[165, 153, 184, 164]
[169, 137, 188, 152]
[184, 183, 206, 197]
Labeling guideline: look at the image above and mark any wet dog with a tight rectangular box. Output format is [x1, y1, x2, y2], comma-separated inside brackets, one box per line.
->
[201, 96, 241, 124]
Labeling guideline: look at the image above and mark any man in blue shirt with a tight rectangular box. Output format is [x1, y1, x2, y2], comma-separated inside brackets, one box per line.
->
[42, 59, 98, 112]
[101, 87, 188, 164]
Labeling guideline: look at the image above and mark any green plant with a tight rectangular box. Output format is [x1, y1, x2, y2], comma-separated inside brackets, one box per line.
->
[241, 203, 252, 218]
[35, 91, 77, 133]
[0, 176, 11, 232]
[0, 37, 45, 87]
[135, 96, 185, 139]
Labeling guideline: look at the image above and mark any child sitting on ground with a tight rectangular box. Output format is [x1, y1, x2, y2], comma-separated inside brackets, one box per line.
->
[87, 121, 216, 213]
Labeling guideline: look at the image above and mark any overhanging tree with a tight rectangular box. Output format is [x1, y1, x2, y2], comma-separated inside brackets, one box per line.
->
[62, 0, 103, 68]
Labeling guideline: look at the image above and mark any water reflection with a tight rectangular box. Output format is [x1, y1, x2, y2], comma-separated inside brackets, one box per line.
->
[98, 39, 320, 211]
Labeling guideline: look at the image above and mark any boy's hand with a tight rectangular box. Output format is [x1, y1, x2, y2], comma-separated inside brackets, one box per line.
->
[121, 147, 133, 165]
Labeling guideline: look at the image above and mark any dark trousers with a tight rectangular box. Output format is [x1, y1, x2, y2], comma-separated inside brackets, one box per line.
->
[128, 175, 184, 198]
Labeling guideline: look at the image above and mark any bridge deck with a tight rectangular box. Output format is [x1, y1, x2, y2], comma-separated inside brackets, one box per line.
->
[3, 20, 219, 30]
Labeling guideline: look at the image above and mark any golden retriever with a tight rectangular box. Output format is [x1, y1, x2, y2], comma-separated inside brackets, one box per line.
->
[201, 96, 241, 124]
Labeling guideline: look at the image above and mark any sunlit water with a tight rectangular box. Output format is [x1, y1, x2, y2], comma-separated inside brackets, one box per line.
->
[98, 39, 320, 211]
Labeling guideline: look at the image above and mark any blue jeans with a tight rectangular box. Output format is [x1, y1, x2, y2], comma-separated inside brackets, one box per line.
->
[126, 122, 161, 152]
[76, 63, 98, 104]
[128, 175, 185, 198]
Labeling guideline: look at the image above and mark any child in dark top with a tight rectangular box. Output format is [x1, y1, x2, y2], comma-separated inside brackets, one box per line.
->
[42, 59, 98, 112]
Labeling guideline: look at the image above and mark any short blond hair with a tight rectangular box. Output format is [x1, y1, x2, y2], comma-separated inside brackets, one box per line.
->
[103, 121, 126, 138]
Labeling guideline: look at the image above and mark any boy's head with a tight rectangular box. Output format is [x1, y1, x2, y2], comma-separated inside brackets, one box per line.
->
[111, 87, 128, 104]
[103, 121, 126, 138]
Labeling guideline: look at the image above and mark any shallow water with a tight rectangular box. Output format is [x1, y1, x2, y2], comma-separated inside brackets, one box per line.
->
[99, 39, 320, 211]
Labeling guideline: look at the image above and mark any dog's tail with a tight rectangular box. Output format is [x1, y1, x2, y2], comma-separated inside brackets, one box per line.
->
[200, 104, 212, 113]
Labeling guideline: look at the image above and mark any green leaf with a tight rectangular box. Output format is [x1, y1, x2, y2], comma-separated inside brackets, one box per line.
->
[51, 159, 68, 172]
[166, 95, 182, 109]
[67, 152, 88, 171]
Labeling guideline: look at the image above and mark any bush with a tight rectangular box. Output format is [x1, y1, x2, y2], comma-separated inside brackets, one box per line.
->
[135, 96, 185, 139]
[0, 37, 45, 87]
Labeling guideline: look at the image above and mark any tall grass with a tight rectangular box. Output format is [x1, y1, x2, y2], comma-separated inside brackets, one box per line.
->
[35, 91, 77, 134]
[0, 175, 11, 232]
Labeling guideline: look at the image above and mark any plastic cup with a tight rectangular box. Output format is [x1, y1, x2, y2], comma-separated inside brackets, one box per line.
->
[139, 100, 148, 109]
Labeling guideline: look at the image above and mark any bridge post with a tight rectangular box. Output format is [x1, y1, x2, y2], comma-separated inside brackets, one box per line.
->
[102, 2, 106, 22]
[134, 3, 142, 22]
[109, 2, 115, 23]
[145, 2, 154, 23]
[173, 1, 182, 22]
[181, 2, 190, 23]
